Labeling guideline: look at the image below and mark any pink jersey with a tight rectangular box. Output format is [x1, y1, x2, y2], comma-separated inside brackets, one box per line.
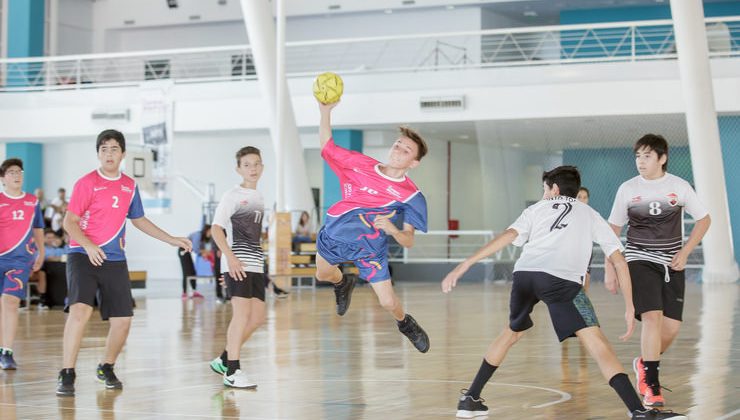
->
[0, 192, 44, 264]
[67, 170, 145, 261]
[321, 138, 427, 251]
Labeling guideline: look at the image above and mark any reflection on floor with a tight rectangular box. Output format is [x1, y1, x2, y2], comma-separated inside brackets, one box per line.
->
[1, 279, 738, 419]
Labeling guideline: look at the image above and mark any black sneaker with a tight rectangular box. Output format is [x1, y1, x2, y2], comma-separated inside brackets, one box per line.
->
[56, 369, 76, 397]
[334, 275, 356, 316]
[397, 314, 430, 353]
[96, 363, 123, 389]
[456, 389, 488, 418]
[631, 408, 688, 419]
[274, 286, 289, 299]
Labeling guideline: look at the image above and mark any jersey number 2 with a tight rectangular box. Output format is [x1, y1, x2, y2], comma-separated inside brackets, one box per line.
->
[550, 203, 572, 231]
[112, 195, 120, 208]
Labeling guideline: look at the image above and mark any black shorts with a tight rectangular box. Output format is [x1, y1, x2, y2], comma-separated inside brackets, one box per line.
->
[509, 271, 600, 342]
[628, 260, 685, 322]
[66, 253, 134, 321]
[224, 272, 265, 301]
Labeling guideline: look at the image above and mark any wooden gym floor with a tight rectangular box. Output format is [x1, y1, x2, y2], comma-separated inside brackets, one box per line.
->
[0, 279, 738, 419]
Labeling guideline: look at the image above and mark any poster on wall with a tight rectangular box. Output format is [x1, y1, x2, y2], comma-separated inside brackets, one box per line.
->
[138, 82, 174, 213]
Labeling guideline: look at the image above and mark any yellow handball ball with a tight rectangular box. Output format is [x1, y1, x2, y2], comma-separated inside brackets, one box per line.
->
[312, 72, 344, 104]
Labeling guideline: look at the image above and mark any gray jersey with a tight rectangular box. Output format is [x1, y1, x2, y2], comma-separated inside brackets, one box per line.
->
[213, 186, 265, 273]
[608, 173, 708, 265]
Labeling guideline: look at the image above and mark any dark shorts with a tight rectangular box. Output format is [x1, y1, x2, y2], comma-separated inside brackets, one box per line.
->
[1, 261, 32, 300]
[224, 272, 265, 301]
[66, 253, 133, 321]
[509, 271, 599, 342]
[628, 260, 685, 322]
[316, 228, 390, 283]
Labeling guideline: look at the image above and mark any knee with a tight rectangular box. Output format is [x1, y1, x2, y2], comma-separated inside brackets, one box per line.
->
[641, 311, 662, 325]
[503, 328, 525, 345]
[1, 295, 21, 309]
[248, 313, 266, 330]
[315, 268, 334, 282]
[111, 318, 132, 333]
[378, 295, 397, 312]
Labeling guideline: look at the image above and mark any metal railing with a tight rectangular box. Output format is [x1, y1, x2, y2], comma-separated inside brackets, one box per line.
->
[0, 16, 738, 92]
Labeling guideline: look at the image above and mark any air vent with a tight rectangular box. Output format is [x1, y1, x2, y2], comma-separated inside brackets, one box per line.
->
[124, 19, 135, 25]
[189, 15, 201, 21]
[328, 4, 341, 10]
[402, 0, 416, 5]
[92, 109, 130, 121]
[419, 96, 465, 111]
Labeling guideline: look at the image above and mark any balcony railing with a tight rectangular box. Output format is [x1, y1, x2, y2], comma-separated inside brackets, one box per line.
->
[0, 16, 738, 91]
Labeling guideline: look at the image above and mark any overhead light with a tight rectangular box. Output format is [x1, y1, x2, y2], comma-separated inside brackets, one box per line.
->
[569, 141, 581, 146]
[511, 143, 521, 148]
[446, 5, 455, 10]
[458, 134, 469, 140]
[523, 10, 538, 17]
[384, 8, 393, 14]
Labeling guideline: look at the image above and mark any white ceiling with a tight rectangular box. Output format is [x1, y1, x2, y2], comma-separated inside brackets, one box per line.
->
[344, 113, 691, 151]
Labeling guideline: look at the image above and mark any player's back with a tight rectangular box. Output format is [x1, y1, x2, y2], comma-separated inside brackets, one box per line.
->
[513, 196, 621, 284]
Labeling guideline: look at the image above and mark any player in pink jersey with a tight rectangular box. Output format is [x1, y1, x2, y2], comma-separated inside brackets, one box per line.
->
[56, 130, 191, 397]
[0, 158, 45, 370]
[315, 99, 431, 353]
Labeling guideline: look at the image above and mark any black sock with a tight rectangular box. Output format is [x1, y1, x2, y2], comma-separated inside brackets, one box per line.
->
[101, 363, 114, 370]
[61, 368, 75, 375]
[334, 276, 345, 287]
[396, 314, 409, 327]
[609, 373, 644, 412]
[466, 359, 498, 399]
[220, 350, 228, 365]
[643, 360, 660, 390]
[226, 360, 240, 376]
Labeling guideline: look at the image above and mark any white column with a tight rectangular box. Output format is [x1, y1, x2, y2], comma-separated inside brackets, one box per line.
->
[670, 0, 739, 283]
[275, 0, 285, 210]
[239, 0, 313, 213]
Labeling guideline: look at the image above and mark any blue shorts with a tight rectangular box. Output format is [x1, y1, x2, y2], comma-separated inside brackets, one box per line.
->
[316, 228, 390, 283]
[1, 261, 31, 300]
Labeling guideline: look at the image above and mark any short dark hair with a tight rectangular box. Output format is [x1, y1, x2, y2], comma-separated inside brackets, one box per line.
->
[578, 186, 590, 197]
[0, 158, 23, 177]
[542, 165, 581, 198]
[236, 146, 261, 165]
[96, 129, 126, 153]
[399, 126, 428, 161]
[634, 134, 668, 171]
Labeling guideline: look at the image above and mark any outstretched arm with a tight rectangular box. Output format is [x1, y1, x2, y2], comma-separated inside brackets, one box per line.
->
[441, 228, 518, 293]
[319, 100, 339, 149]
[131, 217, 192, 251]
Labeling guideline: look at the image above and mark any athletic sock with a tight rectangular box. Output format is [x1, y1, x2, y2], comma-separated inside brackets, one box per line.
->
[226, 360, 240, 376]
[466, 359, 498, 399]
[220, 350, 228, 365]
[396, 314, 410, 328]
[643, 360, 660, 390]
[609, 373, 644, 412]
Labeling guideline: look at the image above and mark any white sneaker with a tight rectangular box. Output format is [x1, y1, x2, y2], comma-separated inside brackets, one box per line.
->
[223, 369, 257, 389]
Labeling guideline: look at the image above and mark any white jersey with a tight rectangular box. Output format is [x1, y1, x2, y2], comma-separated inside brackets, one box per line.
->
[213, 186, 265, 273]
[608, 173, 708, 265]
[509, 196, 624, 284]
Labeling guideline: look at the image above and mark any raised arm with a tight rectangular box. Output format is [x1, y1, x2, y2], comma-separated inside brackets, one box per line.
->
[441, 228, 519, 293]
[319, 101, 339, 149]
